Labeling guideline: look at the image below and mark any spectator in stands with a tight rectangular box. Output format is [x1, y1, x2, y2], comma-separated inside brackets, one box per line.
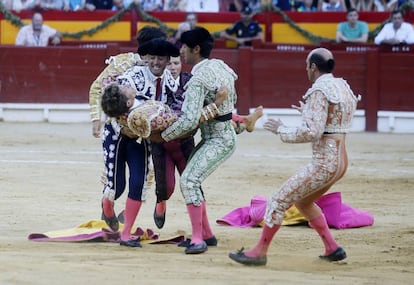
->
[34, 0, 65, 10]
[374, 9, 414, 45]
[163, 0, 187, 11]
[272, 0, 293, 11]
[350, 0, 375, 11]
[374, 0, 400, 11]
[169, 21, 191, 48]
[85, 0, 113, 10]
[141, 0, 163, 11]
[111, 0, 138, 10]
[246, 0, 262, 13]
[2, 0, 35, 11]
[336, 8, 369, 43]
[63, 0, 85, 11]
[185, 12, 198, 29]
[318, 0, 345, 10]
[395, 0, 413, 9]
[295, 0, 318, 11]
[220, 5, 264, 47]
[169, 12, 197, 48]
[111, 0, 124, 9]
[186, 0, 219, 12]
[15, 12, 62, 46]
[219, 0, 243, 11]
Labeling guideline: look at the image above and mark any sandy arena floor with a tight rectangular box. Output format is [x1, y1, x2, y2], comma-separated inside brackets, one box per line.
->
[0, 122, 413, 285]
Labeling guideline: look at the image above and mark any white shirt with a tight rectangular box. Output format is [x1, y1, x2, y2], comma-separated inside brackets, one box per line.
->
[15, 24, 57, 46]
[374, 22, 414, 45]
[186, 0, 218, 12]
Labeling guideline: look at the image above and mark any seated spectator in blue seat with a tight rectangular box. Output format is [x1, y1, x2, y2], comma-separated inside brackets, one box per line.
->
[336, 8, 369, 43]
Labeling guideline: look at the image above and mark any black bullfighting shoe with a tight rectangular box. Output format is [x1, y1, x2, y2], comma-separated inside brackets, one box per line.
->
[101, 201, 119, 232]
[228, 248, 267, 266]
[120, 239, 142, 248]
[184, 241, 208, 254]
[178, 236, 218, 247]
[153, 205, 166, 229]
[319, 247, 347, 262]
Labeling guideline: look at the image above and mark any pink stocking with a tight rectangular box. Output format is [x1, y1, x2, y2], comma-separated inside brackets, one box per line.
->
[186, 204, 203, 245]
[232, 114, 247, 123]
[245, 224, 280, 258]
[102, 197, 115, 217]
[120, 198, 142, 241]
[201, 201, 214, 239]
[309, 213, 339, 255]
[155, 200, 166, 216]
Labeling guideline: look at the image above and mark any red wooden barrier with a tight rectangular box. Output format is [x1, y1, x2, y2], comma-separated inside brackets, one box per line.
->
[1, 44, 414, 132]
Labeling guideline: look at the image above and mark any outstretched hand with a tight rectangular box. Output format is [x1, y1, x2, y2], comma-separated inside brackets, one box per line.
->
[291, 101, 305, 113]
[263, 118, 283, 134]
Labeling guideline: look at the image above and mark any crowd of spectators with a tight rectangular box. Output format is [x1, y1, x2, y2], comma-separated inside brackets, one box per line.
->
[7, 0, 414, 47]
[2, 0, 413, 12]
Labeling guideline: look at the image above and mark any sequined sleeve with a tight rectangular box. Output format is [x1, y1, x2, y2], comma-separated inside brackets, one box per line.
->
[89, 53, 140, 122]
[278, 91, 328, 143]
[161, 77, 205, 142]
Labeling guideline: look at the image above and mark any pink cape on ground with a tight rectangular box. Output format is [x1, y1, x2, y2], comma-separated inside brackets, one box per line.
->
[217, 192, 374, 229]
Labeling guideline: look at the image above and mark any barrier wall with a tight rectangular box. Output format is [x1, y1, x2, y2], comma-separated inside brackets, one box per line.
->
[0, 43, 413, 131]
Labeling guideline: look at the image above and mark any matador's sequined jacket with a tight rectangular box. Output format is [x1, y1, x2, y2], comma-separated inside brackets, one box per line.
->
[277, 73, 361, 143]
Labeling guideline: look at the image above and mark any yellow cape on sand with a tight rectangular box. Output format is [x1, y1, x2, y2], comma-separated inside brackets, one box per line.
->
[256, 205, 308, 227]
[282, 205, 308, 226]
[28, 219, 185, 244]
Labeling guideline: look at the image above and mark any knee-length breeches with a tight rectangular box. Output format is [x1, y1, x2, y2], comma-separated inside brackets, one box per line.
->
[151, 136, 195, 202]
[180, 126, 236, 206]
[265, 135, 348, 226]
[102, 123, 151, 202]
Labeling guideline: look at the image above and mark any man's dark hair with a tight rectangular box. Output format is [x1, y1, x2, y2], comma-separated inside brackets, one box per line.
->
[391, 9, 403, 18]
[180, 27, 214, 58]
[136, 26, 167, 46]
[138, 38, 180, 57]
[347, 8, 357, 15]
[101, 84, 130, 118]
[309, 53, 335, 73]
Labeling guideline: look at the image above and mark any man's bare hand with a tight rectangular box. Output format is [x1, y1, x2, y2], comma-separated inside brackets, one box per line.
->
[263, 118, 283, 135]
[291, 101, 305, 113]
[92, 120, 101, 138]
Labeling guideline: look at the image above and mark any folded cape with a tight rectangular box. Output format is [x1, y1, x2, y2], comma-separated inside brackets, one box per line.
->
[315, 192, 374, 229]
[217, 192, 374, 229]
[28, 219, 185, 244]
